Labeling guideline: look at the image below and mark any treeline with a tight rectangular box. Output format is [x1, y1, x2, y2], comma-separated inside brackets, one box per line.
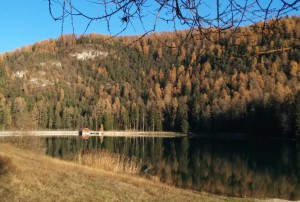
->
[0, 16, 300, 137]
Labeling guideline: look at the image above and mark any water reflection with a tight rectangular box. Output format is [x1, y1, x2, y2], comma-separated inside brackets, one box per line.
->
[45, 136, 300, 200]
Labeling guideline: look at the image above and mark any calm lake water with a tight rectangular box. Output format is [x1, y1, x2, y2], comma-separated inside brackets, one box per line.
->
[45, 136, 300, 200]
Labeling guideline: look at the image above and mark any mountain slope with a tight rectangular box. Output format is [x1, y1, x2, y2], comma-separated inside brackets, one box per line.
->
[0, 16, 300, 137]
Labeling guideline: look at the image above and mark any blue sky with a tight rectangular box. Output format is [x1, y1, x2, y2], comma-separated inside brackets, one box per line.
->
[0, 0, 183, 54]
[0, 1, 59, 53]
[0, 1, 299, 54]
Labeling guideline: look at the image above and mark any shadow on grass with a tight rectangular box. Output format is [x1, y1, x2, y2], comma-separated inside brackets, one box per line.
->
[0, 155, 16, 201]
[0, 155, 14, 177]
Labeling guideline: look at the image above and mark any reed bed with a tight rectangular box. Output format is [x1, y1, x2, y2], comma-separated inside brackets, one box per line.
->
[77, 149, 143, 175]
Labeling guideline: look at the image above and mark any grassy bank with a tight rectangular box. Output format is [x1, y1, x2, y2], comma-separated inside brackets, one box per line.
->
[0, 142, 266, 202]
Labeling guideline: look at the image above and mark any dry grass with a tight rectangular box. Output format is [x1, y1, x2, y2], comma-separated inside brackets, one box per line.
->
[0, 142, 260, 202]
[78, 150, 143, 175]
[1, 133, 45, 153]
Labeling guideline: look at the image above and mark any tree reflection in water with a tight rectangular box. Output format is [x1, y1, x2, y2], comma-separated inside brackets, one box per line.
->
[45, 136, 300, 200]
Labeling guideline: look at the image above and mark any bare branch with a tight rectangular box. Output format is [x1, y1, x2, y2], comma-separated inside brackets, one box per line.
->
[48, 0, 300, 45]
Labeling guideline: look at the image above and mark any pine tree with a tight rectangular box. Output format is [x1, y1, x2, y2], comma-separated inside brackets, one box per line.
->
[295, 98, 300, 138]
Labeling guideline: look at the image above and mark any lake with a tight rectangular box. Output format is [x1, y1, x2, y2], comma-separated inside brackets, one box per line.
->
[45, 135, 300, 200]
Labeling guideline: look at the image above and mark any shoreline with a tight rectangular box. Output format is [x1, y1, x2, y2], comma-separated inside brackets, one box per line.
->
[0, 142, 287, 201]
[0, 130, 186, 138]
[0, 143, 257, 202]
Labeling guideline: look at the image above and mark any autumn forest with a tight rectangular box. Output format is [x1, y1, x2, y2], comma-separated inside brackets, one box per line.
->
[0, 16, 300, 138]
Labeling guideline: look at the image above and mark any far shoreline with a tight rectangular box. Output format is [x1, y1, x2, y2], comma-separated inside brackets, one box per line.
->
[0, 130, 187, 138]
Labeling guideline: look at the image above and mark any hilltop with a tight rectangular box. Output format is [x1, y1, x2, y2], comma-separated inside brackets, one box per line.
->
[0, 16, 300, 137]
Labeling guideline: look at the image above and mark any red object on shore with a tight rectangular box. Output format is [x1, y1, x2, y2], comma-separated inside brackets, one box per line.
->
[79, 128, 90, 137]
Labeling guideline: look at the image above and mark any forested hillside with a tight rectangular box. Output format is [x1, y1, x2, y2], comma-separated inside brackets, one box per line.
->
[0, 16, 300, 137]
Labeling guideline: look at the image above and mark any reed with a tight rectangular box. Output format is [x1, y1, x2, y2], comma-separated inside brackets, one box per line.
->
[77, 149, 143, 175]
